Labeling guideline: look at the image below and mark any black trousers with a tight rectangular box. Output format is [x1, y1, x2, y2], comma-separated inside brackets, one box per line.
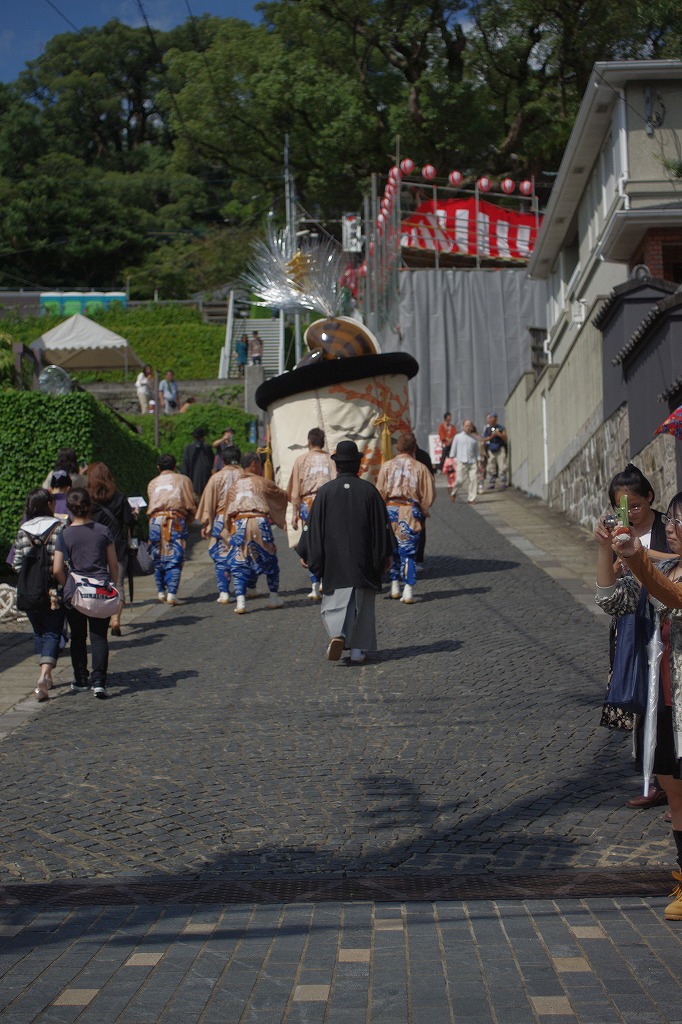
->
[65, 607, 110, 685]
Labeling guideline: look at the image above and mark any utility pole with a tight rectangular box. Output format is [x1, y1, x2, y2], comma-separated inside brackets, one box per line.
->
[284, 134, 302, 365]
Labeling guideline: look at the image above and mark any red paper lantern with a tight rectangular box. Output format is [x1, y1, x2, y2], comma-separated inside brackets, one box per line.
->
[519, 179, 533, 196]
[448, 170, 463, 187]
[388, 165, 402, 181]
[422, 164, 437, 181]
[376, 212, 385, 226]
[501, 178, 515, 194]
[359, 262, 367, 277]
[368, 241, 375, 256]
[400, 158, 414, 175]
[477, 176, 491, 192]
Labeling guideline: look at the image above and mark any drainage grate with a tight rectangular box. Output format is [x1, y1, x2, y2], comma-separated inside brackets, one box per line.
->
[0, 870, 672, 907]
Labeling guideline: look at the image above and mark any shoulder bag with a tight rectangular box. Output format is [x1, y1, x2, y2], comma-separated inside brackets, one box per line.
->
[63, 572, 121, 618]
[607, 587, 654, 715]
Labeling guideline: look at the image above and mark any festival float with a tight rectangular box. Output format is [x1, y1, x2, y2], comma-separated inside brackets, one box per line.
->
[249, 231, 419, 540]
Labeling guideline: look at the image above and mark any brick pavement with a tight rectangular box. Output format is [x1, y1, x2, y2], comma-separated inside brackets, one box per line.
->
[3, 481, 682, 1023]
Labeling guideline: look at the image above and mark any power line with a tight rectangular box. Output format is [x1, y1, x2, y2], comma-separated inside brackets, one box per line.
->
[41, 0, 81, 35]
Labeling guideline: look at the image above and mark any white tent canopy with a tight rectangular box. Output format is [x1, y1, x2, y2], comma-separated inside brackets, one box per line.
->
[30, 313, 142, 371]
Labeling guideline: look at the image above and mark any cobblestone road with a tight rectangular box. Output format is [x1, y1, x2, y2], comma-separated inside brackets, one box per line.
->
[4, 487, 682, 1024]
[0, 491, 672, 886]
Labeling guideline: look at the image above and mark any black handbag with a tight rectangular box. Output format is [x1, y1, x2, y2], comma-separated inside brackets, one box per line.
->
[129, 537, 154, 576]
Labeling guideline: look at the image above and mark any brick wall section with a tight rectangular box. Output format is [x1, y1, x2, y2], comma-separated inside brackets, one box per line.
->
[629, 228, 682, 281]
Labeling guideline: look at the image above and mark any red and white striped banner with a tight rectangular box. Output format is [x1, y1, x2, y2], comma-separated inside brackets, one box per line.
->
[401, 197, 541, 261]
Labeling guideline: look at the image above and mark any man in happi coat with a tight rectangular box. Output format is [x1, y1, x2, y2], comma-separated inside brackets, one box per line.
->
[224, 452, 288, 614]
[287, 427, 336, 600]
[300, 440, 395, 665]
[147, 454, 197, 604]
[376, 431, 435, 605]
[196, 444, 244, 604]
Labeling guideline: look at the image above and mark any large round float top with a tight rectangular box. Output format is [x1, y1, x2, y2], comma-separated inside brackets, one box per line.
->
[255, 351, 419, 411]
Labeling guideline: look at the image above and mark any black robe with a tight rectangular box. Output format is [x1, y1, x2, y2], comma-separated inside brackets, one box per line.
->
[180, 441, 214, 497]
[299, 471, 395, 594]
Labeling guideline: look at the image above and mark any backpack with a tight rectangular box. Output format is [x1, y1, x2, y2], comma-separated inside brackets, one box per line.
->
[16, 524, 59, 612]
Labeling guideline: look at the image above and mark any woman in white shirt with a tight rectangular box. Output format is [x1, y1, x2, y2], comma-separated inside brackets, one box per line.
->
[135, 364, 153, 414]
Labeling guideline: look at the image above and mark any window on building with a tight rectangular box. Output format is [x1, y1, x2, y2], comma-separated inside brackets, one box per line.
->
[530, 327, 548, 377]
[562, 232, 580, 297]
[662, 244, 682, 284]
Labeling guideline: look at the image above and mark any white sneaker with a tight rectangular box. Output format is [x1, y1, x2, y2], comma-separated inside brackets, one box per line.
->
[307, 583, 321, 600]
[216, 592, 231, 604]
[267, 592, 284, 609]
[390, 580, 401, 599]
[158, 591, 167, 602]
[401, 584, 415, 604]
[234, 595, 247, 614]
[166, 594, 180, 605]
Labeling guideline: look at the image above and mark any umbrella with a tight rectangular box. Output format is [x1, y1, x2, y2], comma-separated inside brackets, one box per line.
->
[642, 613, 664, 797]
[655, 404, 682, 439]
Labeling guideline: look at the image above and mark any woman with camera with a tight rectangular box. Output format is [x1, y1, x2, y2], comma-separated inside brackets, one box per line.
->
[598, 466, 668, 740]
[595, 489, 682, 920]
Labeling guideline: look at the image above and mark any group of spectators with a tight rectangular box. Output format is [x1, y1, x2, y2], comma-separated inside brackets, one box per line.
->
[594, 463, 682, 922]
[437, 411, 508, 502]
[134, 366, 195, 416]
[234, 331, 264, 377]
[10, 448, 135, 703]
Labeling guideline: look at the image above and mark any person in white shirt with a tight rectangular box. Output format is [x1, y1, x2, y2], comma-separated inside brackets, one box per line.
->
[449, 420, 481, 504]
[135, 364, 153, 414]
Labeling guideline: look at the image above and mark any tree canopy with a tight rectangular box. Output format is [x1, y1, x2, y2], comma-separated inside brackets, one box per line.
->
[0, 1, 678, 298]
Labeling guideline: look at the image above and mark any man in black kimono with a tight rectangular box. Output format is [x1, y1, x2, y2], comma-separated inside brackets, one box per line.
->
[299, 440, 395, 664]
[180, 427, 214, 500]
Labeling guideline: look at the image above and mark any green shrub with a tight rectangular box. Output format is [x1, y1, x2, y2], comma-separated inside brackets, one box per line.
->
[129, 402, 256, 465]
[0, 391, 158, 561]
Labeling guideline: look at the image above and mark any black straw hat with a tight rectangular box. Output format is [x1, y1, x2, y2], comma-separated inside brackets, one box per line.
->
[332, 440, 361, 462]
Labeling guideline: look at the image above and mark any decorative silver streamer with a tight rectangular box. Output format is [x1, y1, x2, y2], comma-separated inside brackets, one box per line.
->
[243, 226, 343, 317]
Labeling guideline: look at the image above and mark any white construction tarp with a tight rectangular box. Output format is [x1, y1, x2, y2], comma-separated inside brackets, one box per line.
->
[30, 313, 142, 371]
[384, 268, 547, 445]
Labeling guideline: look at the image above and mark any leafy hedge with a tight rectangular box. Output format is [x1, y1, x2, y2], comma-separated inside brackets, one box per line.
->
[129, 402, 256, 465]
[0, 391, 158, 562]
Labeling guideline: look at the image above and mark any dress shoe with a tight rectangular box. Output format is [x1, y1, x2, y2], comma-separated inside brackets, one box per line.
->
[626, 788, 668, 809]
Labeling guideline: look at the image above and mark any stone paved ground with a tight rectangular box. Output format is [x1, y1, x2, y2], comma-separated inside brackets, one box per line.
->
[3, 484, 682, 1023]
[0, 488, 671, 884]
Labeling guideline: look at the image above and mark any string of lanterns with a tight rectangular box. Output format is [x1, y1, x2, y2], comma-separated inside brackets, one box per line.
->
[390, 159, 534, 194]
[373, 160, 535, 237]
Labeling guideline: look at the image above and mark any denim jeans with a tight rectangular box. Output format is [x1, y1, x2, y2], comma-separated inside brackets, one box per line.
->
[26, 606, 65, 666]
[65, 607, 110, 685]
